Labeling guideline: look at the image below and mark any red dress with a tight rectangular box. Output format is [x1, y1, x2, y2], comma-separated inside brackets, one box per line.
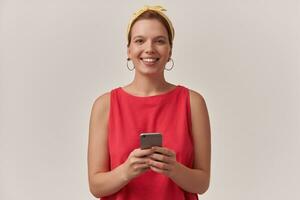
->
[103, 85, 198, 200]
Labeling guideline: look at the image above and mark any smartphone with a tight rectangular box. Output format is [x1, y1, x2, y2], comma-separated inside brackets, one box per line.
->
[140, 133, 162, 149]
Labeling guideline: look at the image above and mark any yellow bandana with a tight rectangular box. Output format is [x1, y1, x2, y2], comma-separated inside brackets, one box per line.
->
[126, 5, 175, 43]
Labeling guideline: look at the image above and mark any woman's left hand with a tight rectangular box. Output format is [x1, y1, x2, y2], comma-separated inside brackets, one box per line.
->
[149, 146, 179, 178]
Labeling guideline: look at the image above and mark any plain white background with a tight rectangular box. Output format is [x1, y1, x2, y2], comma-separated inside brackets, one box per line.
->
[1, 0, 299, 199]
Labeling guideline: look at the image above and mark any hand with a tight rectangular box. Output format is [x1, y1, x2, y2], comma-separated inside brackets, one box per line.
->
[148, 146, 179, 178]
[121, 148, 154, 181]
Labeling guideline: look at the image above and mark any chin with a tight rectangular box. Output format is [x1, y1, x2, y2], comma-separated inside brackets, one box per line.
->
[137, 67, 164, 76]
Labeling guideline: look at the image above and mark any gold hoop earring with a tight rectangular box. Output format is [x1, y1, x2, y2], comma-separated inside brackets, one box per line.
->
[126, 58, 135, 71]
[165, 58, 174, 71]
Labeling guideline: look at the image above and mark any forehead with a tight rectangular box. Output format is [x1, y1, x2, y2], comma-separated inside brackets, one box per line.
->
[130, 19, 168, 38]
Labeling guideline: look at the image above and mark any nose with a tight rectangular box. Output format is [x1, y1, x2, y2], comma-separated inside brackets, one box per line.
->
[144, 40, 155, 53]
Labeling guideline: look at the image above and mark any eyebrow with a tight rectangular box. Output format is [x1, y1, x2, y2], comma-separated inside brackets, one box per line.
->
[132, 35, 167, 40]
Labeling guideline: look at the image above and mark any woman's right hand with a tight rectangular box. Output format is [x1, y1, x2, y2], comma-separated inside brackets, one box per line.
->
[121, 148, 154, 181]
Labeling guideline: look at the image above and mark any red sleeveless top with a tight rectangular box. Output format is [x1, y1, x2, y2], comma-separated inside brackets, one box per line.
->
[103, 85, 198, 200]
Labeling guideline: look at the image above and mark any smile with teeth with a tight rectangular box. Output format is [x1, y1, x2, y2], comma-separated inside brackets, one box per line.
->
[140, 57, 160, 65]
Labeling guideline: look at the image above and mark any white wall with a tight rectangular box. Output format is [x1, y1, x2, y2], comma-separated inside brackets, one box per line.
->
[1, 0, 299, 199]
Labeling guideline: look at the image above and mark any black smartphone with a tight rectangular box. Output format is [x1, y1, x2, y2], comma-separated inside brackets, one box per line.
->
[140, 133, 162, 149]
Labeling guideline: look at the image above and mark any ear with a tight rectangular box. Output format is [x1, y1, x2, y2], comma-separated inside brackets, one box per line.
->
[168, 49, 172, 60]
[127, 47, 131, 60]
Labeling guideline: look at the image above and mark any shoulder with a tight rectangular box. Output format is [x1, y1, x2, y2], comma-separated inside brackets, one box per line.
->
[91, 92, 111, 117]
[188, 89, 207, 108]
[188, 89, 209, 122]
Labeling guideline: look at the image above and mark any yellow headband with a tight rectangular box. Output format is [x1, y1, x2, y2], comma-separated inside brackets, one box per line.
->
[126, 5, 175, 44]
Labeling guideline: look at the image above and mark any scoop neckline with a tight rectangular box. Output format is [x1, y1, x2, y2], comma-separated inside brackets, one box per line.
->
[119, 85, 181, 98]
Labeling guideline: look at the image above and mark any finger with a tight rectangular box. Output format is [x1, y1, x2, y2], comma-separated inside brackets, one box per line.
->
[150, 153, 172, 164]
[149, 159, 171, 171]
[134, 158, 151, 164]
[134, 163, 150, 171]
[134, 148, 154, 158]
[150, 166, 165, 174]
[152, 147, 175, 157]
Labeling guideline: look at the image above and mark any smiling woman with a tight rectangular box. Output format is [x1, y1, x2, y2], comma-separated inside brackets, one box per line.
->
[127, 19, 172, 75]
[87, 5, 211, 200]
[126, 7, 174, 74]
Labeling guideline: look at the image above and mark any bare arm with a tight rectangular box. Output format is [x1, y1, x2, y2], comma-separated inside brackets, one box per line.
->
[171, 90, 211, 194]
[87, 92, 154, 198]
[87, 93, 129, 198]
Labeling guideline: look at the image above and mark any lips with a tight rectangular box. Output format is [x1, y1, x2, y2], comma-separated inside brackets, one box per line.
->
[140, 57, 160, 66]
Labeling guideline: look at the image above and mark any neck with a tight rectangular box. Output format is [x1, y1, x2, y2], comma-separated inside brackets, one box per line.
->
[128, 72, 171, 96]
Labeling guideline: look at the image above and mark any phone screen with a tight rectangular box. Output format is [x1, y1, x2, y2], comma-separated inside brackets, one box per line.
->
[140, 133, 162, 149]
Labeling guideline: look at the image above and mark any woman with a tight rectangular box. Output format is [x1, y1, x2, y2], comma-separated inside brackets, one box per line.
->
[88, 5, 211, 200]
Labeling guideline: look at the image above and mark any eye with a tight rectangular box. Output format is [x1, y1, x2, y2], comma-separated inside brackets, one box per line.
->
[156, 39, 166, 44]
[134, 39, 144, 44]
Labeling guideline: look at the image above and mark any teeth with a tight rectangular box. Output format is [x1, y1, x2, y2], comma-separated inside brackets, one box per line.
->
[142, 58, 158, 62]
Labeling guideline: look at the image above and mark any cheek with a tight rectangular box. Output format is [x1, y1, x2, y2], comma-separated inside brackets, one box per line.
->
[161, 50, 171, 60]
[129, 47, 141, 57]
[160, 46, 171, 54]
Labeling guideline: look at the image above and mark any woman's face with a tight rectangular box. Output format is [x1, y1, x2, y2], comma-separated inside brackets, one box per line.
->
[127, 19, 172, 75]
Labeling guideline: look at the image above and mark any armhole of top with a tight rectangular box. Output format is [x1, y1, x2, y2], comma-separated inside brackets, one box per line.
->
[107, 89, 114, 135]
[187, 89, 194, 141]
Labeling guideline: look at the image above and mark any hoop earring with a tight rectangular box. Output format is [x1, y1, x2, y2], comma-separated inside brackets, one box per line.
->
[165, 58, 174, 71]
[126, 58, 135, 71]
